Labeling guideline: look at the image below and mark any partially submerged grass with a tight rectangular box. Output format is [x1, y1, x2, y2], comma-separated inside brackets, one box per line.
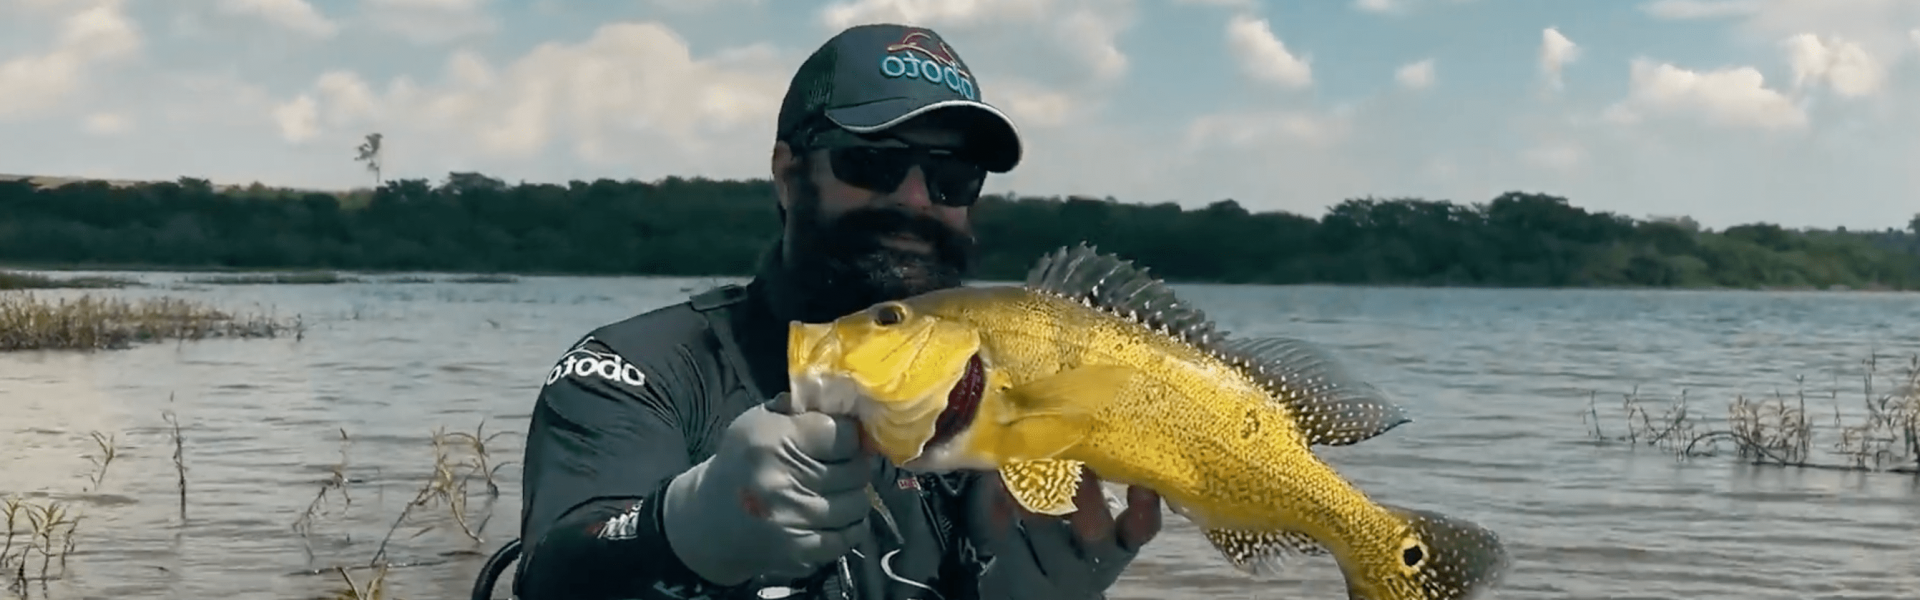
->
[4, 429, 117, 596]
[0, 271, 138, 290]
[184, 271, 360, 285]
[1584, 352, 1920, 473]
[0, 292, 304, 351]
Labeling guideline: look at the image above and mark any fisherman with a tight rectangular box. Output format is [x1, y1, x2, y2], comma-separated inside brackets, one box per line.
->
[511, 23, 1164, 600]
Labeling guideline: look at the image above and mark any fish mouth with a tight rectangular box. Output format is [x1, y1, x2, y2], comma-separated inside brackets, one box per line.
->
[927, 353, 984, 446]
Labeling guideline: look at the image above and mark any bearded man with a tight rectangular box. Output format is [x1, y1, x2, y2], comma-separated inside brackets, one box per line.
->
[511, 22, 1163, 600]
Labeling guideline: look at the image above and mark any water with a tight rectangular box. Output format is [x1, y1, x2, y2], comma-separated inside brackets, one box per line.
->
[4, 273, 1919, 600]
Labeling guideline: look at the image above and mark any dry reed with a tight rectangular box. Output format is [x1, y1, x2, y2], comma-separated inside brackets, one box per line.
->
[183, 272, 360, 285]
[1584, 352, 1920, 473]
[0, 271, 137, 290]
[0, 292, 303, 351]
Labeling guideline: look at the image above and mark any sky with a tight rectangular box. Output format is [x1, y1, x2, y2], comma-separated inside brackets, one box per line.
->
[0, 0, 1916, 231]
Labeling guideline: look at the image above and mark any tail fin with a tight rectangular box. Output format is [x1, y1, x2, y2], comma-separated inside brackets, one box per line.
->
[1375, 503, 1512, 600]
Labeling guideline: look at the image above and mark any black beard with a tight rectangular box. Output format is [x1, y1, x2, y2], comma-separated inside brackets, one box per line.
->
[782, 186, 974, 323]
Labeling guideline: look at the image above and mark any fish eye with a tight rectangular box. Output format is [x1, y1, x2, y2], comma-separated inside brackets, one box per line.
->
[874, 303, 907, 326]
[1400, 539, 1426, 567]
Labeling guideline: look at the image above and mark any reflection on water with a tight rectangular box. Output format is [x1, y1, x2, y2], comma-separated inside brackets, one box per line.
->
[3, 275, 1919, 599]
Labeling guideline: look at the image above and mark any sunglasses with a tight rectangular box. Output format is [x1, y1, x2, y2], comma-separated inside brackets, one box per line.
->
[799, 129, 987, 207]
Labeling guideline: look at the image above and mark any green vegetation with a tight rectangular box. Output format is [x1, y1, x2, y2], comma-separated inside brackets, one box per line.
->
[0, 293, 304, 351]
[4, 173, 1918, 290]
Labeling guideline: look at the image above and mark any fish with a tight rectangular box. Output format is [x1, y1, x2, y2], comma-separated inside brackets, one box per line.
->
[785, 242, 1511, 600]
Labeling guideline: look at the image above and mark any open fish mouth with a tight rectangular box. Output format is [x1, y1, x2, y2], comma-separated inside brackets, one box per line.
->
[927, 354, 985, 446]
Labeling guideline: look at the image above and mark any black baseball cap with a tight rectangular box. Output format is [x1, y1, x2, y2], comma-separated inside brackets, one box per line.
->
[776, 23, 1022, 174]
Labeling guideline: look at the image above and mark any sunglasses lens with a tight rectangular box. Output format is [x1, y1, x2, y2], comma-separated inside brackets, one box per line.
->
[826, 147, 987, 207]
[828, 147, 912, 191]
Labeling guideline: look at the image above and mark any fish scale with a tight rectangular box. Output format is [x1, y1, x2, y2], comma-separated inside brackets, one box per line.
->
[788, 242, 1513, 600]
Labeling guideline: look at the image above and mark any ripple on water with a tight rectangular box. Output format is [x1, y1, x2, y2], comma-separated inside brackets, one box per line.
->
[5, 280, 1920, 599]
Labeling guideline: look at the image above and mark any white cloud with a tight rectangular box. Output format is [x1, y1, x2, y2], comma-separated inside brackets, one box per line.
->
[817, 0, 1131, 84]
[80, 111, 128, 136]
[1539, 27, 1578, 90]
[1780, 33, 1884, 98]
[1395, 58, 1435, 90]
[272, 94, 319, 143]
[1355, 0, 1399, 13]
[1644, 0, 1920, 64]
[270, 21, 789, 173]
[0, 0, 142, 120]
[1226, 14, 1312, 89]
[359, 0, 497, 44]
[1171, 0, 1256, 8]
[1604, 57, 1806, 131]
[1639, 0, 1761, 20]
[217, 0, 337, 38]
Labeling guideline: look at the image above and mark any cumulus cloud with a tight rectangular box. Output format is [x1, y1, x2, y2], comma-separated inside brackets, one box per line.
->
[1226, 14, 1312, 89]
[817, 0, 1130, 84]
[1395, 58, 1435, 90]
[1780, 33, 1884, 98]
[0, 0, 142, 120]
[1355, 0, 1400, 13]
[217, 0, 337, 38]
[1645, 0, 1920, 63]
[1604, 57, 1805, 131]
[269, 21, 790, 173]
[1539, 27, 1578, 90]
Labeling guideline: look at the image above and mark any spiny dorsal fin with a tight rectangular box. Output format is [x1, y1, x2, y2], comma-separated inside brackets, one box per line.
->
[1219, 336, 1411, 446]
[1023, 242, 1227, 350]
[1024, 244, 1409, 447]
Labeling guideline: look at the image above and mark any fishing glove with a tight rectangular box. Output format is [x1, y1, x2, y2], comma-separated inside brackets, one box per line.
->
[661, 392, 876, 586]
[973, 480, 1139, 600]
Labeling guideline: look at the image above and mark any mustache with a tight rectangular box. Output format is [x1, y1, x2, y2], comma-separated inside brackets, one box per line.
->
[821, 207, 973, 258]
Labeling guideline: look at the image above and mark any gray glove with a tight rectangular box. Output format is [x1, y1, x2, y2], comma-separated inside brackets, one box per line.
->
[973, 477, 1140, 600]
[662, 392, 875, 586]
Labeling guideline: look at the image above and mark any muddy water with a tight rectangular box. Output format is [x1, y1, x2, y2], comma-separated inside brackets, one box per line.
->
[4, 274, 1919, 600]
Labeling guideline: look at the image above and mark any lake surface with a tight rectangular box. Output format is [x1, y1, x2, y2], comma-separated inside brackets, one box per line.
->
[4, 273, 1919, 600]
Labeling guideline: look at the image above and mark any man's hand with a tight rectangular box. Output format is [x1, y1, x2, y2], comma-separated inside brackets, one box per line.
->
[973, 464, 1163, 600]
[660, 393, 876, 587]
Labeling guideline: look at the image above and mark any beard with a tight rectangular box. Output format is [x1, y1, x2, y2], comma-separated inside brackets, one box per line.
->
[781, 179, 975, 323]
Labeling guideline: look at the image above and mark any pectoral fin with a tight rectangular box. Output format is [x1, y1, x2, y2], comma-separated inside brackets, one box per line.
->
[990, 365, 1134, 460]
[997, 458, 1085, 516]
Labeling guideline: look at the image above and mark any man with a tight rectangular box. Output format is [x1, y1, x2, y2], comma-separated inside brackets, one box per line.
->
[512, 23, 1163, 600]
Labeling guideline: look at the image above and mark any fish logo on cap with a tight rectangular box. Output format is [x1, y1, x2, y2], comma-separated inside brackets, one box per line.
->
[878, 28, 978, 100]
[886, 29, 971, 79]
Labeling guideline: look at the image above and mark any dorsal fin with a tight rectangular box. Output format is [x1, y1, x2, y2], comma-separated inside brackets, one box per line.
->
[1022, 242, 1227, 350]
[1218, 336, 1411, 446]
[1023, 243, 1410, 447]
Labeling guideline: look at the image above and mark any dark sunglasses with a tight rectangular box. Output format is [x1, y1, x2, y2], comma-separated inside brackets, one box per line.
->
[798, 129, 987, 207]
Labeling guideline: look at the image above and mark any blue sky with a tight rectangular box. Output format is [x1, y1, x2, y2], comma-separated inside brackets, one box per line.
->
[1, 0, 1916, 231]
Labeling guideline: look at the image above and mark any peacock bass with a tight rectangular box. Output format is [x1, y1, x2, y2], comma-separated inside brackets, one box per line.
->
[786, 243, 1512, 600]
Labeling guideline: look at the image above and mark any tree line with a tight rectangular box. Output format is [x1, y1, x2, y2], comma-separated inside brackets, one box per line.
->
[2, 172, 1917, 290]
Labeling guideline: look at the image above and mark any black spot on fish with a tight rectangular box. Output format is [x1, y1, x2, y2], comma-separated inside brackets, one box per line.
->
[1402, 543, 1424, 567]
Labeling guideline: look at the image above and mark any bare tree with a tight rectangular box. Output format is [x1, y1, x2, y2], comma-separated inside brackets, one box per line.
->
[354, 133, 384, 187]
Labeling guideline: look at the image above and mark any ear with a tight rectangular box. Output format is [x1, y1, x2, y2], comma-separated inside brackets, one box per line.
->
[771, 141, 796, 212]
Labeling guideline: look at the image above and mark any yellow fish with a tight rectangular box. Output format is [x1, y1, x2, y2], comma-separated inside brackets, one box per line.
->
[787, 243, 1511, 600]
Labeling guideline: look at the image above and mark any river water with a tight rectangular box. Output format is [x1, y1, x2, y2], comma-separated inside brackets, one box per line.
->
[3, 273, 1918, 600]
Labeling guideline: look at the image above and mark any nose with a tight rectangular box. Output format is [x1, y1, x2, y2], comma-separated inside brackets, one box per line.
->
[886, 165, 936, 210]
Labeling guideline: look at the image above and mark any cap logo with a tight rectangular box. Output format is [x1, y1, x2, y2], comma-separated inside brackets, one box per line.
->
[878, 29, 978, 101]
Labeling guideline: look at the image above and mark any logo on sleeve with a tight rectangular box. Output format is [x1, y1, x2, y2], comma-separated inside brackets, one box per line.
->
[546, 336, 647, 387]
